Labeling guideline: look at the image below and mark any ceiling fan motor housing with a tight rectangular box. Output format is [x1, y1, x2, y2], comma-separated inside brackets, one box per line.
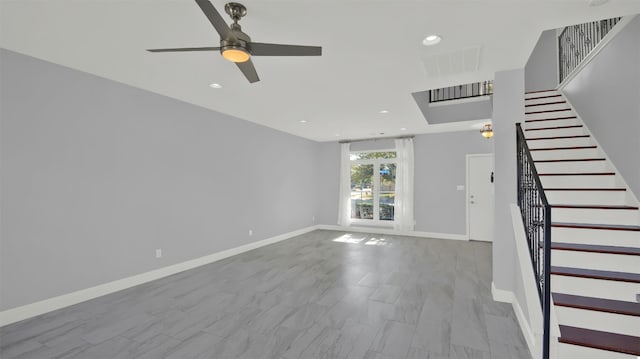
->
[220, 24, 251, 57]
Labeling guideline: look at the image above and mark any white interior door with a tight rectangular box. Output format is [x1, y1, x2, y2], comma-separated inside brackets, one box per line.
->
[468, 154, 495, 242]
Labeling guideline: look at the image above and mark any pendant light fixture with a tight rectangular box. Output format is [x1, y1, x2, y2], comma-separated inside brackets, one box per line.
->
[480, 123, 493, 138]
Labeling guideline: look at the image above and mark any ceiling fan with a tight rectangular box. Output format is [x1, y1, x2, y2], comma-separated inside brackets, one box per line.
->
[147, 0, 322, 83]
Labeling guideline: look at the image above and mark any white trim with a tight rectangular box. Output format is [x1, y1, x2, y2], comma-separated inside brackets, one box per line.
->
[0, 225, 319, 327]
[492, 282, 538, 359]
[558, 15, 637, 91]
[316, 224, 468, 241]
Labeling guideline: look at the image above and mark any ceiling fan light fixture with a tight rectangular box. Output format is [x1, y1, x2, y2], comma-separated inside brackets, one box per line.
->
[221, 47, 250, 63]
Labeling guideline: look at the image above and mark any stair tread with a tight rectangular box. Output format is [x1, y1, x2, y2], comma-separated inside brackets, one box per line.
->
[534, 158, 605, 163]
[550, 204, 636, 209]
[525, 116, 577, 123]
[539, 172, 614, 176]
[551, 242, 640, 255]
[526, 108, 572, 115]
[525, 100, 567, 107]
[530, 145, 596, 151]
[525, 125, 582, 131]
[559, 325, 640, 356]
[551, 266, 640, 283]
[552, 222, 640, 231]
[525, 94, 562, 101]
[525, 89, 558, 94]
[553, 293, 640, 316]
[527, 134, 589, 140]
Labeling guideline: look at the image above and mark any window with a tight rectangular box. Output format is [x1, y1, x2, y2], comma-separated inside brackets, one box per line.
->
[350, 151, 397, 224]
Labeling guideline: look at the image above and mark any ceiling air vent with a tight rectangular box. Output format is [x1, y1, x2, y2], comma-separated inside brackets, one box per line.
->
[421, 46, 482, 77]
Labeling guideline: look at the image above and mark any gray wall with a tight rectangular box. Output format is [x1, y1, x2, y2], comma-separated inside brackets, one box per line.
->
[492, 69, 525, 307]
[413, 132, 493, 234]
[0, 49, 319, 310]
[525, 29, 559, 92]
[316, 142, 340, 226]
[562, 16, 640, 196]
[413, 91, 493, 125]
[315, 132, 493, 235]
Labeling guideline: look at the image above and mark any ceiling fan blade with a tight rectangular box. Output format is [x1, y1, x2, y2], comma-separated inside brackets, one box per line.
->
[250, 43, 322, 56]
[147, 47, 220, 53]
[236, 59, 260, 83]
[194, 0, 232, 39]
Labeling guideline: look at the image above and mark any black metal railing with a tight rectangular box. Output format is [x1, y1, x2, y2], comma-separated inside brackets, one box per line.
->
[428, 81, 493, 103]
[559, 17, 622, 83]
[516, 123, 551, 359]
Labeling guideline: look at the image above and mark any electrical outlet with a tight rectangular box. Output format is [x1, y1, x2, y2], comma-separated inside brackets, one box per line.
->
[155, 248, 162, 258]
[249, 229, 253, 236]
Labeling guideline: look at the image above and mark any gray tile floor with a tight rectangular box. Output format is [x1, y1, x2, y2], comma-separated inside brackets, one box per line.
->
[0, 230, 531, 359]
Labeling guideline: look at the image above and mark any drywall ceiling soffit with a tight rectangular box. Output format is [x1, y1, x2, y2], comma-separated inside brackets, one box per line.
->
[1, 0, 639, 142]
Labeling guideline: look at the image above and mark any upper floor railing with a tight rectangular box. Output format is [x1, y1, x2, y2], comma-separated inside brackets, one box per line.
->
[428, 81, 493, 103]
[558, 17, 621, 83]
[516, 123, 552, 359]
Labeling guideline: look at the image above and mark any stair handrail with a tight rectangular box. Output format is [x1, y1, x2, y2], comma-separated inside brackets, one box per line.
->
[516, 123, 552, 359]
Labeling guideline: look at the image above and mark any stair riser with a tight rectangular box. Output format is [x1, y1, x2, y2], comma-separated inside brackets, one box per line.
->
[551, 208, 639, 226]
[528, 137, 593, 149]
[526, 109, 575, 121]
[545, 191, 627, 206]
[541, 175, 617, 188]
[552, 227, 640, 248]
[534, 161, 610, 174]
[525, 103, 571, 112]
[555, 306, 640, 337]
[525, 91, 560, 100]
[551, 275, 639, 302]
[556, 342, 637, 359]
[525, 127, 587, 138]
[524, 118, 581, 130]
[531, 148, 600, 161]
[552, 250, 640, 274]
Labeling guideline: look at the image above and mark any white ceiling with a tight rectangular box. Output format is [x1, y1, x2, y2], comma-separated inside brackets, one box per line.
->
[1, 0, 639, 142]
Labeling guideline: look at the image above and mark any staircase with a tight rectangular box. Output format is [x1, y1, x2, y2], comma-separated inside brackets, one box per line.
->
[523, 89, 640, 359]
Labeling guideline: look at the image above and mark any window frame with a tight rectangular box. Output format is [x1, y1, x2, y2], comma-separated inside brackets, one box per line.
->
[349, 149, 397, 227]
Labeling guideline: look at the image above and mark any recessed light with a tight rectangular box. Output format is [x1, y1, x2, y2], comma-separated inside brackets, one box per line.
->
[335, 134, 341, 137]
[400, 127, 407, 131]
[379, 110, 390, 114]
[422, 34, 442, 46]
[209, 83, 222, 89]
[299, 120, 308, 123]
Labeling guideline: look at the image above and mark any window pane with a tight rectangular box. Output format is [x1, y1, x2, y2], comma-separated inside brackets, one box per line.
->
[379, 163, 396, 221]
[380, 163, 396, 192]
[380, 193, 395, 221]
[351, 164, 373, 219]
[350, 151, 397, 160]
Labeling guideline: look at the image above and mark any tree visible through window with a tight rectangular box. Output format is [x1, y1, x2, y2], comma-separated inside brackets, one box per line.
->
[350, 151, 397, 222]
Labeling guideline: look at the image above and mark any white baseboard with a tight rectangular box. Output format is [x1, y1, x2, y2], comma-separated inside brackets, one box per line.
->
[0, 225, 319, 327]
[492, 282, 538, 359]
[316, 224, 468, 241]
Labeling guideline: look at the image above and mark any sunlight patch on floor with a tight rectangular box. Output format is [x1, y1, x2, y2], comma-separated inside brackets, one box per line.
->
[332, 233, 367, 244]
